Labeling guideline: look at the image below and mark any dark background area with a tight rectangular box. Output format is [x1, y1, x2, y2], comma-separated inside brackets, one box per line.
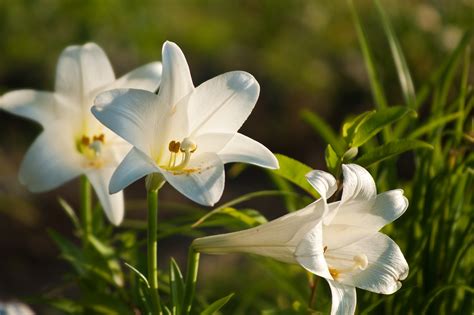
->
[0, 0, 472, 307]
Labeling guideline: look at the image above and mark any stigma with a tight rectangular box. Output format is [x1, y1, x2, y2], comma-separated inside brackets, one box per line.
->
[165, 137, 197, 171]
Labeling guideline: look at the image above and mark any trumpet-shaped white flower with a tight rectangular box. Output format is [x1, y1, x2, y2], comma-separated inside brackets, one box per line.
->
[193, 164, 409, 315]
[92, 41, 278, 206]
[0, 43, 162, 225]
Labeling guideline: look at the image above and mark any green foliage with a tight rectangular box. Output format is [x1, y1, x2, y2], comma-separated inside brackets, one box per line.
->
[200, 293, 234, 315]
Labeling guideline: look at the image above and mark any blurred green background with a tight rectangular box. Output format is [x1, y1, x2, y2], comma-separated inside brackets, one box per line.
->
[0, 0, 472, 313]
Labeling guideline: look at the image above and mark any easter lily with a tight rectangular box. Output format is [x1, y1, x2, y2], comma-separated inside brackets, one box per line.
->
[92, 41, 278, 206]
[193, 164, 409, 315]
[0, 43, 162, 225]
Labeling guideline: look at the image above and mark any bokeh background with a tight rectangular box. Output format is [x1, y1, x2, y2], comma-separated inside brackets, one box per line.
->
[0, 0, 472, 312]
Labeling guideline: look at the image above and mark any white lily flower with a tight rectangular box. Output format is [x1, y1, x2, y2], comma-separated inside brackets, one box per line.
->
[0, 43, 162, 225]
[193, 164, 409, 315]
[91, 41, 278, 206]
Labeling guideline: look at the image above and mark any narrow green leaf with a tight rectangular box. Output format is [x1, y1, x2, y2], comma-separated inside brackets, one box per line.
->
[408, 111, 463, 139]
[415, 30, 472, 108]
[349, 0, 388, 109]
[58, 197, 81, 232]
[48, 230, 85, 275]
[356, 140, 433, 167]
[219, 207, 267, 227]
[374, 0, 416, 107]
[270, 154, 318, 198]
[300, 109, 345, 156]
[351, 106, 416, 147]
[170, 258, 185, 315]
[88, 235, 124, 287]
[200, 293, 235, 315]
[192, 190, 299, 227]
[124, 262, 150, 289]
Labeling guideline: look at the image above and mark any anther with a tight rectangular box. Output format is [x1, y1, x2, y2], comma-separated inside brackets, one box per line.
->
[168, 140, 180, 153]
[81, 136, 90, 146]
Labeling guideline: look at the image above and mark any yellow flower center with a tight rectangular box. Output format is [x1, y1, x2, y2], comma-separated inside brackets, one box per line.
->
[77, 133, 106, 167]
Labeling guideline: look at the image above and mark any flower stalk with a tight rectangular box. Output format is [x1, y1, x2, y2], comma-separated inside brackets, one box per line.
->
[147, 188, 162, 314]
[80, 175, 92, 248]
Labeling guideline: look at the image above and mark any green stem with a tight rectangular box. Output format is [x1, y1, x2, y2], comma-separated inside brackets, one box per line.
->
[80, 175, 92, 247]
[183, 245, 200, 315]
[147, 189, 162, 314]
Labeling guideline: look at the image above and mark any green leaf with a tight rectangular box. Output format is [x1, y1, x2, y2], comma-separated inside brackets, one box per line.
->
[408, 111, 463, 139]
[300, 109, 345, 155]
[374, 0, 416, 107]
[192, 190, 299, 227]
[325, 144, 339, 174]
[351, 106, 416, 147]
[169, 258, 185, 315]
[270, 154, 318, 198]
[268, 172, 299, 211]
[219, 207, 267, 227]
[88, 235, 124, 287]
[124, 262, 150, 289]
[342, 110, 375, 140]
[48, 230, 86, 275]
[58, 197, 81, 232]
[349, 0, 388, 109]
[415, 30, 472, 108]
[356, 140, 433, 167]
[200, 293, 235, 315]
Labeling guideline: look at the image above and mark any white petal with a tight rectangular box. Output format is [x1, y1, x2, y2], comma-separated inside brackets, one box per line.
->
[55, 43, 115, 107]
[109, 147, 159, 194]
[193, 200, 322, 263]
[187, 71, 260, 136]
[111, 62, 163, 92]
[19, 122, 83, 192]
[160, 152, 224, 206]
[326, 232, 409, 294]
[87, 167, 124, 226]
[305, 169, 338, 223]
[327, 280, 357, 315]
[0, 90, 61, 126]
[305, 170, 337, 200]
[218, 133, 278, 169]
[323, 224, 375, 250]
[193, 132, 235, 153]
[294, 222, 332, 279]
[92, 88, 159, 155]
[157, 41, 194, 109]
[341, 164, 377, 204]
[330, 190, 408, 231]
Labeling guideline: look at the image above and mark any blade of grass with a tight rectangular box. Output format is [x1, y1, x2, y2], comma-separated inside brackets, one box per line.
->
[348, 0, 388, 110]
[374, 0, 416, 108]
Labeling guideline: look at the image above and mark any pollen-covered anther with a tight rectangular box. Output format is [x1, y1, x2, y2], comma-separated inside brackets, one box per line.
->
[81, 135, 90, 146]
[168, 140, 181, 153]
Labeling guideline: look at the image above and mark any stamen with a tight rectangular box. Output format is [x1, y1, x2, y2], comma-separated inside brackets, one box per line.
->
[81, 136, 90, 146]
[166, 138, 198, 171]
